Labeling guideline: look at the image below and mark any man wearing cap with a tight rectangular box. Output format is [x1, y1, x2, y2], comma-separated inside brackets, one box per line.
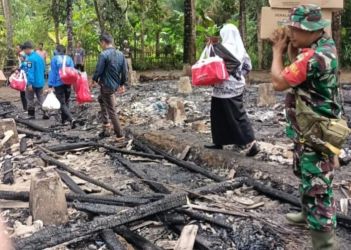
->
[21, 41, 47, 119]
[271, 5, 340, 249]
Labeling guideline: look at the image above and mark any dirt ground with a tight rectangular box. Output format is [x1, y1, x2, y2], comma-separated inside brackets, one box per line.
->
[1, 70, 351, 249]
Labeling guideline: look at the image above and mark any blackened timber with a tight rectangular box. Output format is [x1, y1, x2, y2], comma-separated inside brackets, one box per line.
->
[147, 145, 225, 182]
[57, 170, 85, 195]
[17, 128, 41, 138]
[0, 190, 29, 201]
[2, 158, 14, 184]
[39, 153, 122, 195]
[132, 139, 155, 154]
[67, 193, 152, 206]
[178, 209, 233, 230]
[15, 118, 50, 132]
[245, 178, 300, 207]
[192, 178, 246, 197]
[101, 229, 127, 250]
[171, 225, 212, 250]
[94, 143, 164, 160]
[112, 153, 171, 194]
[0, 190, 150, 206]
[46, 142, 93, 153]
[19, 138, 27, 154]
[113, 226, 162, 250]
[245, 178, 351, 226]
[14, 193, 188, 250]
[73, 201, 127, 215]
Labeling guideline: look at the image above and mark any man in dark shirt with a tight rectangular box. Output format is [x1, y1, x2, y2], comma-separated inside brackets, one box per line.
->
[92, 33, 128, 142]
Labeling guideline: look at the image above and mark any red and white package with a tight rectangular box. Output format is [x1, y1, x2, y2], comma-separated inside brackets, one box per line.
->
[192, 45, 229, 87]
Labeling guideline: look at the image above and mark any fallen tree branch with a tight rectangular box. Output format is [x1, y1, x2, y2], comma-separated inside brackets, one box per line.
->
[39, 153, 122, 195]
[113, 226, 162, 250]
[146, 144, 225, 182]
[14, 193, 188, 250]
[101, 229, 127, 250]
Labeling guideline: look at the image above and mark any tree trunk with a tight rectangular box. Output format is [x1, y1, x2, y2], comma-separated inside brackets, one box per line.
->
[133, 31, 137, 62]
[93, 0, 105, 33]
[66, 0, 74, 57]
[183, 0, 196, 64]
[140, 13, 145, 61]
[1, 0, 15, 69]
[52, 0, 60, 44]
[156, 30, 161, 59]
[257, 8, 263, 70]
[332, 11, 342, 59]
[239, 0, 247, 46]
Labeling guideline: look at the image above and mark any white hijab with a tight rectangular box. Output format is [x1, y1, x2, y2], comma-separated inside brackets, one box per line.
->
[220, 24, 248, 64]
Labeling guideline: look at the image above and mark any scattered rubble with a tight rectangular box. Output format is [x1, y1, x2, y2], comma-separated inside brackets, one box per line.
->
[0, 79, 350, 250]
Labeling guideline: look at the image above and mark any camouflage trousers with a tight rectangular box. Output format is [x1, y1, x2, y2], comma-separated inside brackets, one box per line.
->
[293, 143, 337, 232]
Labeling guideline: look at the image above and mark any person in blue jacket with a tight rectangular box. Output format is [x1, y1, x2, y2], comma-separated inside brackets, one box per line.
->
[48, 44, 76, 128]
[21, 41, 47, 119]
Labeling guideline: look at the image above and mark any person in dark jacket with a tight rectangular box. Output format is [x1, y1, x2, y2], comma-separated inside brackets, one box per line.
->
[21, 41, 47, 119]
[205, 24, 259, 157]
[92, 33, 128, 142]
[48, 44, 76, 128]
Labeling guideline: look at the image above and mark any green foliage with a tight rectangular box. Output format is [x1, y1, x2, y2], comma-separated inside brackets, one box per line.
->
[6, 0, 351, 70]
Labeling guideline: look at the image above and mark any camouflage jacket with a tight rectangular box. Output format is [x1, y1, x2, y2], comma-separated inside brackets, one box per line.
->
[282, 34, 342, 136]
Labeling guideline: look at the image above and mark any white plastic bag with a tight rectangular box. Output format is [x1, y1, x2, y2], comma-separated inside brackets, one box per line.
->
[42, 91, 61, 111]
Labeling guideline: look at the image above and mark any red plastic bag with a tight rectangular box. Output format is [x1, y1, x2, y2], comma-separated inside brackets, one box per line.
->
[192, 45, 229, 87]
[59, 56, 78, 85]
[9, 70, 27, 91]
[75, 72, 93, 104]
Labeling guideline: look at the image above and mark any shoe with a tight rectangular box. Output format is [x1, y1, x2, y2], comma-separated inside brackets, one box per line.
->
[286, 211, 307, 226]
[311, 230, 336, 250]
[204, 144, 223, 150]
[242, 141, 260, 157]
[71, 120, 77, 129]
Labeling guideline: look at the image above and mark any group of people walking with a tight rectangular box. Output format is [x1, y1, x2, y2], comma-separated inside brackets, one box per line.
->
[14, 33, 128, 141]
[5, 4, 343, 249]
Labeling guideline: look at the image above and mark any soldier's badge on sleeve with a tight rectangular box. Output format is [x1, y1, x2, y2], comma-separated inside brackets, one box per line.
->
[282, 48, 315, 86]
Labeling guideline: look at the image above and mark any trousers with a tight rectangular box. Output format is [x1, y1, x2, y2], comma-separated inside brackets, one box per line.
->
[54, 85, 73, 123]
[98, 86, 123, 137]
[26, 86, 44, 111]
[293, 143, 337, 232]
[20, 91, 27, 111]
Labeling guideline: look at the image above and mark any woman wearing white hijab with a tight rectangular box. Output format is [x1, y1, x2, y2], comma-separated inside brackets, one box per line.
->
[205, 24, 259, 157]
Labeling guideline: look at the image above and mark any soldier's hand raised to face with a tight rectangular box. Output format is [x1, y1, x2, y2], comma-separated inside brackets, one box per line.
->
[271, 28, 289, 54]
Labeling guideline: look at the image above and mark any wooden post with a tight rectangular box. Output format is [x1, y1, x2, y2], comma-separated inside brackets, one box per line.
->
[29, 171, 68, 226]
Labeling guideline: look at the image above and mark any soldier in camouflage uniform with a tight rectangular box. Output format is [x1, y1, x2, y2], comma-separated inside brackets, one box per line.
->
[270, 5, 340, 249]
